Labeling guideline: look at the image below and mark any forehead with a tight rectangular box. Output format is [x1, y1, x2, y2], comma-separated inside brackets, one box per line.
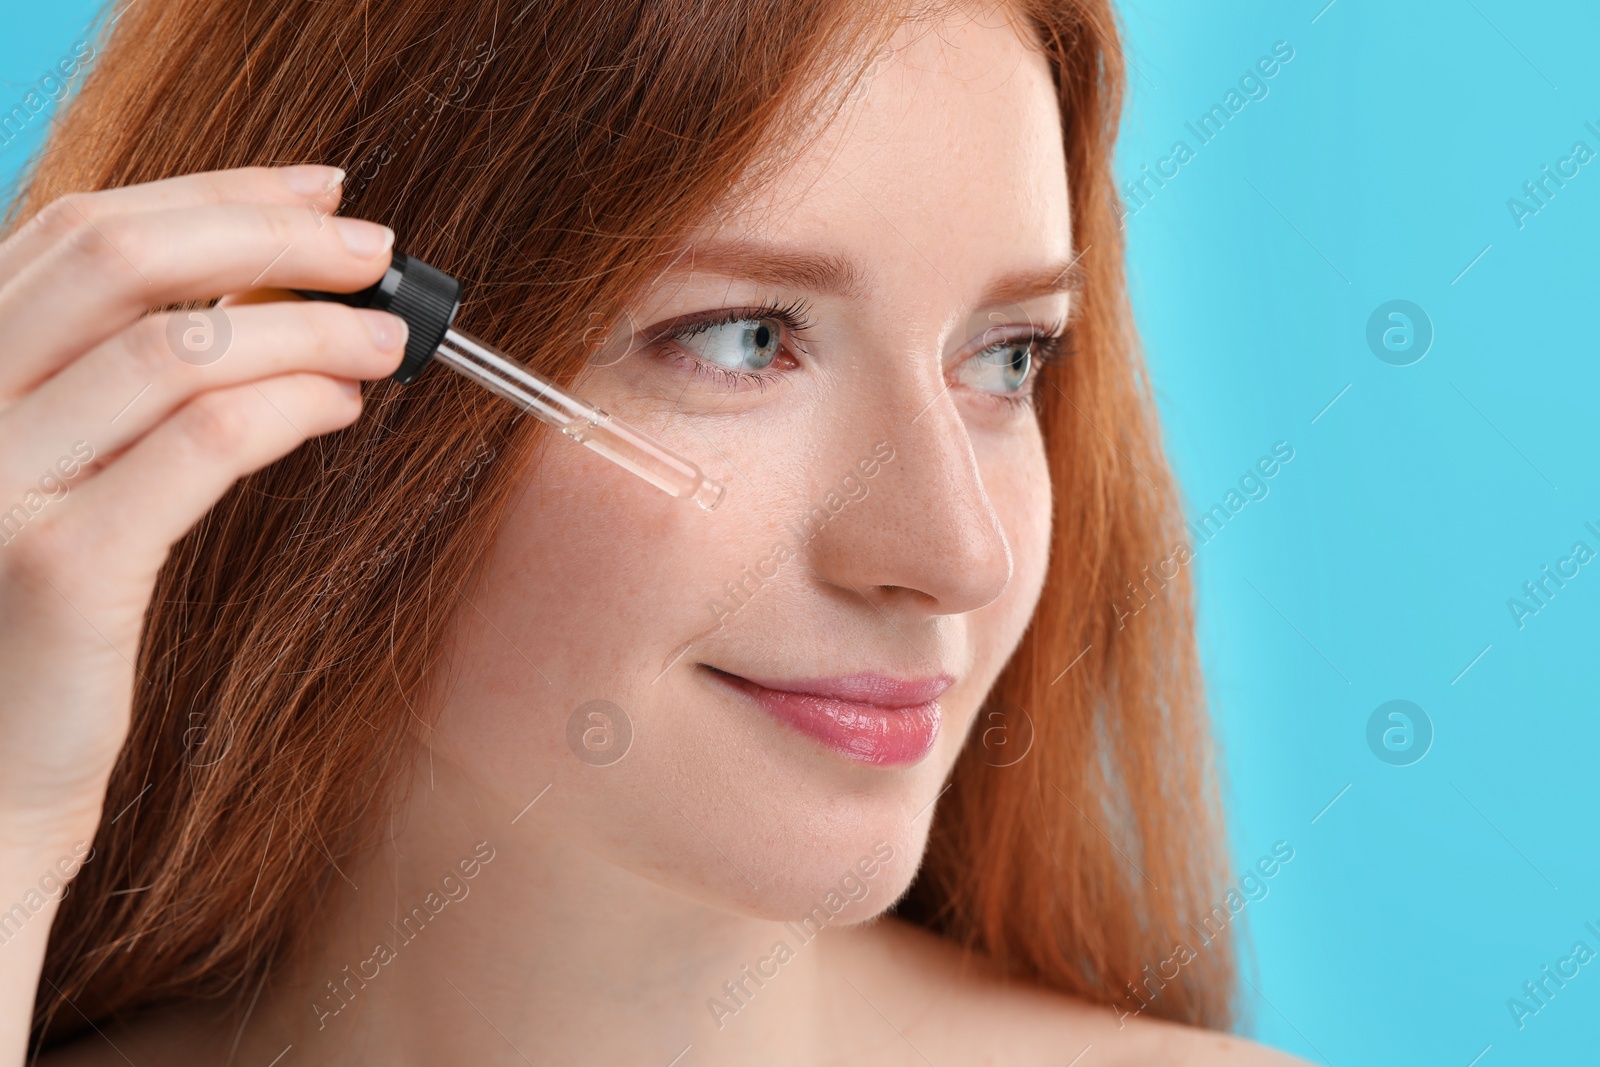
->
[690, 8, 1073, 303]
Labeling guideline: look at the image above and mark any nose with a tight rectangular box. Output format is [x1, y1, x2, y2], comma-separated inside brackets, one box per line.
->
[800, 379, 1014, 617]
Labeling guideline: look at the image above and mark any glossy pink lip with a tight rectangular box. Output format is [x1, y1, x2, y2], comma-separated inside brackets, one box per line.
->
[708, 669, 950, 767]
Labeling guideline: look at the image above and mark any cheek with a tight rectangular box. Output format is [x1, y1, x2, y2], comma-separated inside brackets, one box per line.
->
[423, 421, 823, 806]
[423, 429, 929, 918]
[426, 435, 732, 774]
[420, 412, 1051, 922]
[505, 459, 679, 658]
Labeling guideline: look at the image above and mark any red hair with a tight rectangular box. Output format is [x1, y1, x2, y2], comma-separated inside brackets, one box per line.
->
[8, 0, 1233, 1049]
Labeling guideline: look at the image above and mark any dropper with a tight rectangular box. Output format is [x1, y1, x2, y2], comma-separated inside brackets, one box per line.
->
[298, 251, 725, 511]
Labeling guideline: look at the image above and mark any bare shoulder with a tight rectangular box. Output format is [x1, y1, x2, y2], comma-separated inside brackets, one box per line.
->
[825, 916, 1310, 1067]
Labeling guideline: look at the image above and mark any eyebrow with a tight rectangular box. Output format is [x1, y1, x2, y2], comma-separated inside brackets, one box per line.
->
[669, 239, 1085, 307]
[673, 240, 869, 299]
[979, 256, 1086, 308]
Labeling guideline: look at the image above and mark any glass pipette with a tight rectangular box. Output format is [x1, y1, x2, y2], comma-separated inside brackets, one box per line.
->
[298, 250, 725, 511]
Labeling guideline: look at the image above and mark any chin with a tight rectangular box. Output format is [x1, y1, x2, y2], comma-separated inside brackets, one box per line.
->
[588, 659, 967, 922]
[425, 508, 998, 927]
[430, 626, 972, 925]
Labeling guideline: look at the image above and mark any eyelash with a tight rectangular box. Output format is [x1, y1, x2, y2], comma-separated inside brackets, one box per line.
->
[991, 318, 1068, 410]
[652, 301, 1069, 401]
[653, 298, 817, 390]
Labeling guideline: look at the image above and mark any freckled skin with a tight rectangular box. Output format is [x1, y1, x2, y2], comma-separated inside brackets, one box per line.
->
[43, 11, 1305, 1067]
[426, 9, 1061, 920]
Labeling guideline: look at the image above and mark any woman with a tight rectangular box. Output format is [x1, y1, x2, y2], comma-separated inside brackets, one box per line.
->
[0, 0, 1306, 1062]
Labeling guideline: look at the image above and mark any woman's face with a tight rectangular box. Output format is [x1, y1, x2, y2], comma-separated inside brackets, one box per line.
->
[429, 9, 1071, 920]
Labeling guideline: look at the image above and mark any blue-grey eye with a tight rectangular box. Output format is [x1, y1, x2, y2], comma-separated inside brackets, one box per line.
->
[676, 316, 783, 372]
[958, 335, 1033, 394]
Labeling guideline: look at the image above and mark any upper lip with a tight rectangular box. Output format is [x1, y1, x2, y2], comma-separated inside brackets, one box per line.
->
[708, 668, 953, 709]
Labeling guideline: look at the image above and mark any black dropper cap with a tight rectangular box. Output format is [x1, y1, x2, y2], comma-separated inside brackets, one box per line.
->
[296, 251, 461, 385]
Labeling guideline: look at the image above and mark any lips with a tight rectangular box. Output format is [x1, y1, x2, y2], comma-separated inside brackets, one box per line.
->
[707, 668, 949, 767]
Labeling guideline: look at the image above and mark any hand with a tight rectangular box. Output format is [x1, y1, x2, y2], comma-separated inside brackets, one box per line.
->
[0, 164, 405, 843]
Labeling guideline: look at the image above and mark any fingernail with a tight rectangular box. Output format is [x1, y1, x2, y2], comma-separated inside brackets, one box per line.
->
[359, 308, 408, 351]
[338, 378, 363, 399]
[282, 164, 345, 197]
[334, 217, 395, 258]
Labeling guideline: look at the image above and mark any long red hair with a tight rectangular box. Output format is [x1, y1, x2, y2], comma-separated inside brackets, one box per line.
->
[9, 0, 1234, 1049]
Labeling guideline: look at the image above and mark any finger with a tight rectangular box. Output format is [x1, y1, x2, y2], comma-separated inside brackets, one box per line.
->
[15, 372, 365, 607]
[0, 201, 395, 403]
[0, 165, 346, 293]
[0, 300, 406, 497]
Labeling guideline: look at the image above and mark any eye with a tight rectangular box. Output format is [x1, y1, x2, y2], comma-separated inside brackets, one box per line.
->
[645, 298, 814, 389]
[672, 315, 786, 373]
[955, 324, 1062, 398]
[959, 335, 1032, 394]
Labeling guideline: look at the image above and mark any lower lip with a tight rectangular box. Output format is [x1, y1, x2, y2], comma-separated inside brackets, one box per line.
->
[712, 672, 942, 767]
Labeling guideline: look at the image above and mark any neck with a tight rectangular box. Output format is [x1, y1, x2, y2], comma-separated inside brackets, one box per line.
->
[234, 752, 835, 1066]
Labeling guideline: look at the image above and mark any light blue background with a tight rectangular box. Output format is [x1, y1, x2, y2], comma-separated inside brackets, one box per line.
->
[1116, 0, 1600, 1063]
[4, 2, 1595, 1063]
[0, 6, 100, 209]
